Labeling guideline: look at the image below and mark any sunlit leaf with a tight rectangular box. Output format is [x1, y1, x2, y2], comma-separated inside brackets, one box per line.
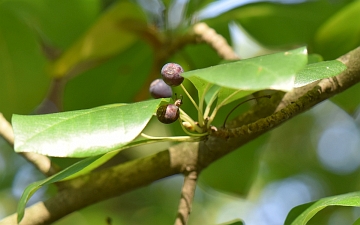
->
[294, 60, 346, 87]
[182, 47, 308, 92]
[12, 99, 166, 157]
[285, 191, 360, 225]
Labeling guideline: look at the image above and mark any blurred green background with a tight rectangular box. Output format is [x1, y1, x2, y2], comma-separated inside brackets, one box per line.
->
[1, 0, 360, 224]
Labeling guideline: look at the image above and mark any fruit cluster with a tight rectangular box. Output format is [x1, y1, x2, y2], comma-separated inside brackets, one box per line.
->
[149, 63, 184, 124]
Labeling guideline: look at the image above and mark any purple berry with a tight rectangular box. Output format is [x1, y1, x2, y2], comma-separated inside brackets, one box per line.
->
[149, 79, 173, 99]
[161, 63, 184, 87]
[156, 98, 183, 124]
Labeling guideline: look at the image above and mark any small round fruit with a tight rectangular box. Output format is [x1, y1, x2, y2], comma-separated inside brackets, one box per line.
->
[161, 63, 184, 87]
[149, 79, 173, 99]
[156, 98, 183, 124]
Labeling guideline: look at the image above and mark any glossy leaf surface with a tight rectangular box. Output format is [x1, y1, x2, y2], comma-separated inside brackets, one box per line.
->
[182, 47, 308, 92]
[294, 60, 346, 87]
[13, 99, 165, 157]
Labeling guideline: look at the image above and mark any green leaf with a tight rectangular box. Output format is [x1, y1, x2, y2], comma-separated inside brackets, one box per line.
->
[307, 54, 323, 64]
[12, 99, 166, 157]
[0, 5, 49, 120]
[218, 219, 244, 225]
[294, 60, 347, 88]
[285, 191, 360, 225]
[204, 1, 344, 47]
[216, 88, 253, 107]
[16, 135, 164, 223]
[187, 76, 213, 106]
[27, 0, 101, 48]
[61, 136, 165, 180]
[49, 1, 147, 78]
[182, 47, 308, 92]
[205, 85, 254, 108]
[63, 41, 153, 111]
[354, 217, 360, 225]
[200, 134, 269, 196]
[185, 0, 214, 19]
[16, 155, 103, 223]
[314, 0, 360, 59]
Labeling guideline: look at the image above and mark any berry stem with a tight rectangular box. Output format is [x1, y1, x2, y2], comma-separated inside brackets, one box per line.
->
[179, 108, 195, 124]
[179, 108, 204, 133]
[197, 83, 211, 127]
[178, 121, 208, 137]
[180, 84, 199, 111]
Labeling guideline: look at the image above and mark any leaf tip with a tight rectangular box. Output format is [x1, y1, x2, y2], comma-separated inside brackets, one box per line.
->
[17, 211, 24, 224]
[302, 47, 308, 55]
[285, 46, 307, 56]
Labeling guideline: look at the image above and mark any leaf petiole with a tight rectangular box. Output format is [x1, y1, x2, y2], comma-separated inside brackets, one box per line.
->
[198, 83, 211, 127]
[141, 133, 203, 142]
[207, 89, 242, 128]
[203, 89, 219, 120]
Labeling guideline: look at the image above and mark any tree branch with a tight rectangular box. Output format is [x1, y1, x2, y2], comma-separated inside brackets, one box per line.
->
[213, 47, 360, 141]
[0, 113, 14, 147]
[0, 142, 198, 225]
[193, 23, 239, 60]
[174, 170, 198, 225]
[1, 46, 360, 225]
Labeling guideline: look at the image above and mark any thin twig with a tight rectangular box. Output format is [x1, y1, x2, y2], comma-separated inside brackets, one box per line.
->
[0, 113, 14, 146]
[0, 113, 60, 176]
[193, 23, 239, 60]
[174, 170, 198, 225]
